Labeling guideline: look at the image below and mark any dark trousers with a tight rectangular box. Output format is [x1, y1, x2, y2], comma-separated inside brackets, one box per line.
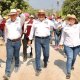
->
[54, 31, 61, 46]
[0, 29, 4, 37]
[22, 34, 32, 59]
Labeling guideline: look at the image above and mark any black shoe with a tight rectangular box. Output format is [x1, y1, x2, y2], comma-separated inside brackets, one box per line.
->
[66, 73, 71, 79]
[44, 62, 47, 68]
[36, 69, 42, 76]
[71, 66, 74, 70]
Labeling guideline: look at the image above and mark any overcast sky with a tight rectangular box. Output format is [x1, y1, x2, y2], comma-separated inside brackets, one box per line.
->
[26, 0, 64, 10]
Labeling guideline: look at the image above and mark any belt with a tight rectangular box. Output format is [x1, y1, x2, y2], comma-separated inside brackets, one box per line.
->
[35, 36, 49, 39]
[8, 37, 21, 42]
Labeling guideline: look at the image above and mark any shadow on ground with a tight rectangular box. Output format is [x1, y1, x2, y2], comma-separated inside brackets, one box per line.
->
[58, 49, 66, 58]
[27, 58, 44, 72]
[20, 52, 32, 58]
[10, 59, 23, 75]
[54, 59, 66, 74]
[50, 45, 66, 58]
[0, 59, 5, 63]
[0, 59, 5, 67]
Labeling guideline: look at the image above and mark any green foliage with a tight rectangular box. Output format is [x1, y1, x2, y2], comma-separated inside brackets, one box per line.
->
[62, 0, 80, 21]
[0, 0, 37, 16]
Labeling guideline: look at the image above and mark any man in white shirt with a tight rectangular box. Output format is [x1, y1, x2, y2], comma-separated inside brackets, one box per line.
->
[3, 9, 22, 80]
[28, 10, 55, 75]
[59, 14, 80, 79]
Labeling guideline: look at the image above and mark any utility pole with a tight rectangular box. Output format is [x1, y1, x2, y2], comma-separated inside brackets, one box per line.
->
[57, 0, 60, 11]
[56, 0, 60, 16]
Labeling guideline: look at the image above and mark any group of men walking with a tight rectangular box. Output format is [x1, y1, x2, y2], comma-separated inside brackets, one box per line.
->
[0, 8, 80, 80]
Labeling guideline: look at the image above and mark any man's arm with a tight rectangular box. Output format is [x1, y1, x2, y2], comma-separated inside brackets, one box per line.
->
[4, 24, 7, 43]
[59, 29, 65, 49]
[28, 23, 35, 45]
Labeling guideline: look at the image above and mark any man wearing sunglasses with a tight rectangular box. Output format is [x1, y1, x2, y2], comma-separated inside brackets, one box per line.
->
[28, 9, 55, 76]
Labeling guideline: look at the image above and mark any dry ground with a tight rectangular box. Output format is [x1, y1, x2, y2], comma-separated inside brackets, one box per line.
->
[0, 38, 80, 80]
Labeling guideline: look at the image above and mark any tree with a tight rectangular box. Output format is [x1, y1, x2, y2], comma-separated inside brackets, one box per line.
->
[62, 0, 80, 21]
[0, 0, 36, 16]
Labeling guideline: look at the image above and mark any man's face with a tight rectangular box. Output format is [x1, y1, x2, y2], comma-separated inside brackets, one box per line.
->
[68, 18, 76, 25]
[56, 18, 62, 23]
[25, 17, 29, 21]
[10, 14, 17, 21]
[17, 11, 20, 16]
[38, 13, 45, 21]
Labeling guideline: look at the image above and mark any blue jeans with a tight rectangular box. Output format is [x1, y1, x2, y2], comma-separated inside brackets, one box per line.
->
[35, 36, 50, 70]
[64, 45, 80, 74]
[5, 39, 21, 76]
[54, 32, 61, 46]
